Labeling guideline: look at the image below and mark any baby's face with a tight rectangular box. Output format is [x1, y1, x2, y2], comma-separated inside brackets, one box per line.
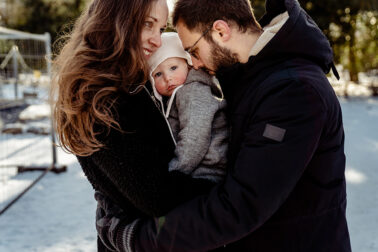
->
[152, 57, 189, 96]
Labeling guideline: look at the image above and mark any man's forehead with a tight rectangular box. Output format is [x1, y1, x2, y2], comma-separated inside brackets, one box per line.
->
[176, 23, 199, 48]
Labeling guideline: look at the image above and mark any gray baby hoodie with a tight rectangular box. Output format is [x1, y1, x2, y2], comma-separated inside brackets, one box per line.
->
[148, 33, 228, 182]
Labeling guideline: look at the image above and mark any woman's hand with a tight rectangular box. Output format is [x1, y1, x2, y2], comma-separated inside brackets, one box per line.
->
[95, 191, 140, 251]
[95, 191, 127, 251]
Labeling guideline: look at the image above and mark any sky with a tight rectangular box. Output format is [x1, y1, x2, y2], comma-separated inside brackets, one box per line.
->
[168, 0, 175, 12]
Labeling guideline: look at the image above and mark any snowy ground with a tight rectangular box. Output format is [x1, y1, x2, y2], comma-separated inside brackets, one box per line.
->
[0, 146, 97, 252]
[0, 87, 377, 251]
[341, 98, 378, 252]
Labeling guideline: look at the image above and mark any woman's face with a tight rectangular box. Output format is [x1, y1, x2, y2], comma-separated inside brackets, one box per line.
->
[141, 0, 169, 60]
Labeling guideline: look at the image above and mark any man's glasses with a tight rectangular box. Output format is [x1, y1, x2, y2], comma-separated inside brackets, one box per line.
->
[186, 26, 212, 59]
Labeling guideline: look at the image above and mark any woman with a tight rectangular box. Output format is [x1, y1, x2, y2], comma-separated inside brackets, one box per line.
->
[52, 0, 215, 250]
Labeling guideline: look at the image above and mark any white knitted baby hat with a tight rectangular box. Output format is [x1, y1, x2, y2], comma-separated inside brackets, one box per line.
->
[148, 32, 192, 102]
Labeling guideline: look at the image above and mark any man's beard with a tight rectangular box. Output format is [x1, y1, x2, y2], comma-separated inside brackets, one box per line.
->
[208, 40, 239, 73]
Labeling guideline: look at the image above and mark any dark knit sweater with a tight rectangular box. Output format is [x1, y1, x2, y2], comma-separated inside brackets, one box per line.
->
[76, 82, 215, 229]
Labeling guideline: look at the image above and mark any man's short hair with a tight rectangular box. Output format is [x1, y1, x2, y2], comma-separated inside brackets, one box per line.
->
[172, 0, 262, 35]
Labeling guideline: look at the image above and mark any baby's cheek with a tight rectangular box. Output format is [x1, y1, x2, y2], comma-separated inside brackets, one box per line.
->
[155, 81, 166, 94]
[176, 74, 187, 85]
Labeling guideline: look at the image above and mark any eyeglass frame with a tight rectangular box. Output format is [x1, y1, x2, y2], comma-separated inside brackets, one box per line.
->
[186, 26, 213, 59]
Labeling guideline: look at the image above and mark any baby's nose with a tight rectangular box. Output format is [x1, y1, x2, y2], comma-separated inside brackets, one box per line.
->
[164, 74, 172, 82]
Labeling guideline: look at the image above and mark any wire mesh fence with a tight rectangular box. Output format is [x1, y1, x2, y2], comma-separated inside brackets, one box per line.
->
[0, 27, 65, 215]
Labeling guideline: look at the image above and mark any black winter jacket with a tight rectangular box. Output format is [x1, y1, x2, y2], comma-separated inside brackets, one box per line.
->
[133, 0, 351, 251]
[76, 83, 215, 251]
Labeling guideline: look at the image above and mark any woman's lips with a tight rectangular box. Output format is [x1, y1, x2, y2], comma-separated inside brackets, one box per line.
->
[143, 48, 152, 58]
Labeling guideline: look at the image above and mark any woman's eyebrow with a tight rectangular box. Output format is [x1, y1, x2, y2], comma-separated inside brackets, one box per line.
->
[146, 16, 158, 22]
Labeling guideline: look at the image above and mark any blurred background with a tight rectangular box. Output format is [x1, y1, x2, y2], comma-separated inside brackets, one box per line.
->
[0, 0, 377, 251]
[0, 0, 376, 94]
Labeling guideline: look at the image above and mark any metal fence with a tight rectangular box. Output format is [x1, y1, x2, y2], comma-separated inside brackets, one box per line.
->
[0, 27, 66, 215]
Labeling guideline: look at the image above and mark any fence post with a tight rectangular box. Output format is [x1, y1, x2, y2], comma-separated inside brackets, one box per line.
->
[44, 33, 58, 168]
[12, 46, 18, 99]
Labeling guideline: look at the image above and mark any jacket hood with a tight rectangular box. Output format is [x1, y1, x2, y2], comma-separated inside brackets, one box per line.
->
[185, 68, 223, 99]
[258, 0, 333, 71]
[162, 68, 222, 118]
[217, 0, 334, 80]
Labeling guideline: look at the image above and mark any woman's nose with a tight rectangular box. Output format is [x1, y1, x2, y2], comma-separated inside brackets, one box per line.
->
[149, 31, 162, 48]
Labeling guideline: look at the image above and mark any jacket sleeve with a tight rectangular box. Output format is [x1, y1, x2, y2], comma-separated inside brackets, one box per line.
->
[90, 93, 216, 218]
[168, 83, 220, 175]
[132, 80, 328, 251]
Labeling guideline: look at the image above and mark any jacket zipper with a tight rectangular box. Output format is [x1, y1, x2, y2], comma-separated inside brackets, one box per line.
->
[142, 86, 177, 146]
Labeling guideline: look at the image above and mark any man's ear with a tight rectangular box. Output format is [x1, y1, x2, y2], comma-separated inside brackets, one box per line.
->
[212, 20, 231, 42]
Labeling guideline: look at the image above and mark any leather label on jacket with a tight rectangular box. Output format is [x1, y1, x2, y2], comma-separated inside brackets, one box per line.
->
[263, 124, 286, 142]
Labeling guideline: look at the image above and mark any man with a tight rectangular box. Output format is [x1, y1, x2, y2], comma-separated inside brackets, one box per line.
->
[96, 0, 351, 251]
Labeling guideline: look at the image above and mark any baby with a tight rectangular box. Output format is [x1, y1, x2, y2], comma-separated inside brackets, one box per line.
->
[148, 32, 228, 182]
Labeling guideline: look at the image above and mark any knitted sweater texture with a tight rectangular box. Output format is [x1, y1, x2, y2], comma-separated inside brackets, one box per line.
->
[76, 83, 215, 250]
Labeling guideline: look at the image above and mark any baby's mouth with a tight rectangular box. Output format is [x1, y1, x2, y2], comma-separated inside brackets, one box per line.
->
[168, 85, 177, 91]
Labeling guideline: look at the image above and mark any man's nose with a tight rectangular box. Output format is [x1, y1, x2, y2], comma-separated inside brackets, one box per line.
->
[191, 57, 203, 70]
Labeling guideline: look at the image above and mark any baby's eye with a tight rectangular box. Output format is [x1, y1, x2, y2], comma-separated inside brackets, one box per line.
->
[170, 66, 177, 71]
[160, 27, 165, 34]
[154, 72, 162, 78]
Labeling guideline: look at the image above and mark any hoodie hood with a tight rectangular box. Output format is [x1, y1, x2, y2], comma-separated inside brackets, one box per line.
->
[217, 0, 334, 81]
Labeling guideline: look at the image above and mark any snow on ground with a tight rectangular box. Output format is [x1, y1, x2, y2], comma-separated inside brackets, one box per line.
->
[341, 98, 378, 252]
[0, 147, 97, 252]
[0, 80, 97, 251]
[0, 82, 49, 102]
[19, 104, 50, 121]
[329, 69, 378, 97]
[0, 81, 377, 251]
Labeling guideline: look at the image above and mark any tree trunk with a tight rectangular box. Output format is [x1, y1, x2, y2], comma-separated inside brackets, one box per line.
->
[348, 15, 359, 84]
[74, 0, 81, 10]
[348, 45, 359, 83]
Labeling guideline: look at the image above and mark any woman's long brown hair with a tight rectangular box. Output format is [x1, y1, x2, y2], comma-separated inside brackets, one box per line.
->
[52, 0, 155, 156]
